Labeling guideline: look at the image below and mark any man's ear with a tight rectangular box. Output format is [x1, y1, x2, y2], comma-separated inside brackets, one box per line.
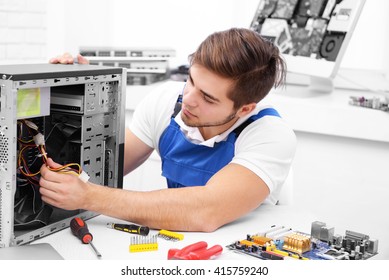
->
[237, 103, 257, 117]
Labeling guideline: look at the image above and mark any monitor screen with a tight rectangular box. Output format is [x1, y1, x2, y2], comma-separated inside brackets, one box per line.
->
[250, 0, 366, 93]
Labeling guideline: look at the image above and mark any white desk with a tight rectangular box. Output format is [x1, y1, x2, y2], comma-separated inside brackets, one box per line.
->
[31, 205, 389, 260]
[262, 84, 389, 143]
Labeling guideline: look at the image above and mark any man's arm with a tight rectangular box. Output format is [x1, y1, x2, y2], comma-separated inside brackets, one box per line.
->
[40, 160, 268, 232]
[123, 128, 154, 175]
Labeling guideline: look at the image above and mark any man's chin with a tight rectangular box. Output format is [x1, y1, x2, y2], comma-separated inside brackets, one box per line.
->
[181, 117, 198, 128]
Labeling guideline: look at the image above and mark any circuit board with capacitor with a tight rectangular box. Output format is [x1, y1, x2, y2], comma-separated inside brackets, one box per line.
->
[226, 221, 378, 260]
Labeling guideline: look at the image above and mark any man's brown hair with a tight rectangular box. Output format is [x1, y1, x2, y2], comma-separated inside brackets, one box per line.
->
[190, 28, 286, 109]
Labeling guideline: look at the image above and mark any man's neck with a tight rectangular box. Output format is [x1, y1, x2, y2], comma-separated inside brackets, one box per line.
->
[198, 117, 239, 141]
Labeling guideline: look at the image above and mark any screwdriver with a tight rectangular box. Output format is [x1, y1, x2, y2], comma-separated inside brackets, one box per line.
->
[107, 222, 150, 236]
[70, 217, 102, 258]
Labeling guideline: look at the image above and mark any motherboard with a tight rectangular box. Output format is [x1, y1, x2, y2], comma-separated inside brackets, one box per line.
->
[227, 221, 378, 260]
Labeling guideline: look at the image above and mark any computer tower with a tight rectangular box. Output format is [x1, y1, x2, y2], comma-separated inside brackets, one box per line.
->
[0, 63, 126, 247]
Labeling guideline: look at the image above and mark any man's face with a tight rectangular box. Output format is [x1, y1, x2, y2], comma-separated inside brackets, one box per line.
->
[181, 64, 238, 134]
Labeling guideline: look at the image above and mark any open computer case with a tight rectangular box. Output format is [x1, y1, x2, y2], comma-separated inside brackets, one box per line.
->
[0, 64, 126, 247]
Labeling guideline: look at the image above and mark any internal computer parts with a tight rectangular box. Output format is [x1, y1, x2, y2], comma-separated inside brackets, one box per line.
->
[251, 0, 361, 62]
[349, 95, 389, 112]
[227, 221, 378, 260]
[0, 64, 126, 247]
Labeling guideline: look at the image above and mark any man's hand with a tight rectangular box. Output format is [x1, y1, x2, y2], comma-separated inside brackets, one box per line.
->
[39, 158, 90, 210]
[49, 52, 89, 64]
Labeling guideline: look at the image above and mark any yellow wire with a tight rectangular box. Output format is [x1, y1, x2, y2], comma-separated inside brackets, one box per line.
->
[17, 124, 83, 179]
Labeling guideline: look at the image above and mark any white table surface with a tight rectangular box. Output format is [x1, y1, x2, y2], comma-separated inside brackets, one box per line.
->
[31, 204, 389, 260]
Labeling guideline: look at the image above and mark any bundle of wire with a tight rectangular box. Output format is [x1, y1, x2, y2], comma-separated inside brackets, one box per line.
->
[17, 119, 82, 187]
[15, 119, 85, 229]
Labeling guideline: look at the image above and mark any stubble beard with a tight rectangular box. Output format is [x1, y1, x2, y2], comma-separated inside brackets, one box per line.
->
[181, 111, 237, 128]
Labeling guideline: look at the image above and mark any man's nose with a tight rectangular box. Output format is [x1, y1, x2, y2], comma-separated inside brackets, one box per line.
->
[183, 88, 198, 108]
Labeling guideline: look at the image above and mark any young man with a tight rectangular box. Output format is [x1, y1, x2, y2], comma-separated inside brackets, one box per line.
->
[41, 28, 296, 232]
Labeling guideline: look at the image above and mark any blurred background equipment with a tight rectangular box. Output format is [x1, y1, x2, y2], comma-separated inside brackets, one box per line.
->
[80, 47, 176, 85]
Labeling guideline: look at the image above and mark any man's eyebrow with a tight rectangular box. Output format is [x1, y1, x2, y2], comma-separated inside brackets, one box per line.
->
[188, 71, 194, 85]
[200, 90, 220, 103]
[188, 71, 221, 103]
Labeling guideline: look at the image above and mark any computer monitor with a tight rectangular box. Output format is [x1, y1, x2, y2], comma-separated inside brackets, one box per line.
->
[250, 0, 366, 95]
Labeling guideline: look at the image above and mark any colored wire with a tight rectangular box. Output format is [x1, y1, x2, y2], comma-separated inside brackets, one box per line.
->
[17, 120, 83, 180]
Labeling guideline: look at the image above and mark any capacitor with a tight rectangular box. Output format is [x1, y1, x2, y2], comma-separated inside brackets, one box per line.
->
[350, 240, 356, 251]
[342, 238, 348, 249]
[349, 253, 356, 260]
[359, 243, 366, 254]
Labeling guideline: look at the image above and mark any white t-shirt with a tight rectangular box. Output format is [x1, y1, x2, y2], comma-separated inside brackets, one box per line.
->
[130, 81, 297, 204]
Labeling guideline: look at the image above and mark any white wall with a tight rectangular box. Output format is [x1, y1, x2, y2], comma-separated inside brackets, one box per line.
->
[45, 0, 238, 66]
[46, 0, 115, 59]
[109, 0, 236, 67]
[0, 0, 47, 64]
[43, 0, 389, 74]
[2, 0, 388, 73]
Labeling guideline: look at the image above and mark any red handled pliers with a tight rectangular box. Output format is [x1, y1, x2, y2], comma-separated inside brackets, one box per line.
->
[168, 241, 223, 260]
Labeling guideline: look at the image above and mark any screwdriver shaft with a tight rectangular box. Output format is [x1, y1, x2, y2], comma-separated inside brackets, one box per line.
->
[89, 241, 102, 258]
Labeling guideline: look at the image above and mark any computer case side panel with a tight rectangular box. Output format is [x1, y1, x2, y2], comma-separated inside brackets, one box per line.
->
[0, 64, 126, 247]
[0, 80, 17, 248]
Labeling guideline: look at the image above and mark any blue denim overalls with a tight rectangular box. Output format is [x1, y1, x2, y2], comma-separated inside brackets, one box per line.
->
[158, 94, 280, 188]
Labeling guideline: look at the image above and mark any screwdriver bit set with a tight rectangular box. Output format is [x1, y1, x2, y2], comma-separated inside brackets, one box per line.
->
[129, 234, 159, 253]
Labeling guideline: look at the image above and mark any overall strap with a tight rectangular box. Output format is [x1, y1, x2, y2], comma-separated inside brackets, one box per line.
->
[172, 94, 183, 118]
[233, 108, 281, 137]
